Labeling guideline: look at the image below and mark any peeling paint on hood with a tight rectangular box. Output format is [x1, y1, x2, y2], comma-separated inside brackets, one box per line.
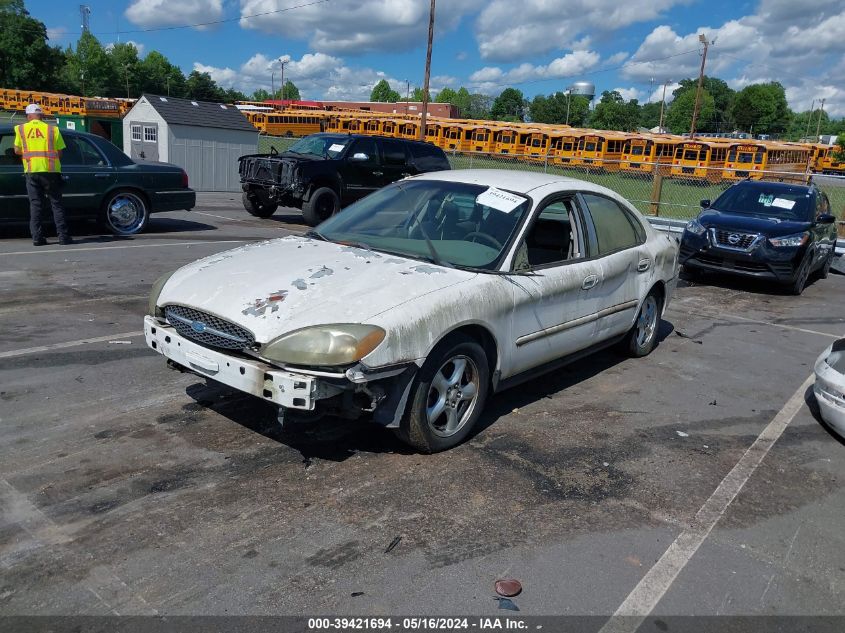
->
[157, 235, 476, 343]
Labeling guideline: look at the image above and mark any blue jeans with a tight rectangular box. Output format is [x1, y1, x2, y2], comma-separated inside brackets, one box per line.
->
[26, 172, 69, 242]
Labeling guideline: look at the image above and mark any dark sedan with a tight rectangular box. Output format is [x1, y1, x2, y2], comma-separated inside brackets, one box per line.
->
[0, 125, 195, 235]
[680, 180, 838, 294]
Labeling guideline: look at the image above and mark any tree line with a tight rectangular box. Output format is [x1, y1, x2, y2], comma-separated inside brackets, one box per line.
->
[0, 0, 300, 103]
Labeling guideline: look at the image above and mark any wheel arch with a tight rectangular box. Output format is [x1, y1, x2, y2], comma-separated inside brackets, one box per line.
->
[426, 321, 501, 385]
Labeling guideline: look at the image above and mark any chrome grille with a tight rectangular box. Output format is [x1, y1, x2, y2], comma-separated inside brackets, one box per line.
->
[164, 305, 255, 351]
[712, 229, 759, 250]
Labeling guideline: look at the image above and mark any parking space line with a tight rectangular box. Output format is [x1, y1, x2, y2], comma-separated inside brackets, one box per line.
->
[601, 374, 814, 632]
[0, 240, 247, 257]
[668, 306, 841, 340]
[193, 211, 249, 223]
[0, 331, 144, 359]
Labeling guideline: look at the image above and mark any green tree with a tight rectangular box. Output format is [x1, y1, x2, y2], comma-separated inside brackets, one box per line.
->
[454, 87, 472, 116]
[184, 70, 225, 101]
[411, 86, 430, 102]
[251, 88, 271, 101]
[730, 82, 791, 134]
[108, 42, 141, 98]
[138, 51, 186, 96]
[529, 91, 589, 126]
[638, 101, 663, 129]
[279, 80, 300, 100]
[435, 87, 457, 103]
[785, 109, 833, 141]
[465, 93, 493, 119]
[491, 87, 525, 121]
[223, 88, 247, 102]
[590, 90, 640, 131]
[673, 76, 735, 131]
[666, 89, 715, 134]
[370, 79, 400, 102]
[0, 3, 64, 91]
[61, 31, 119, 96]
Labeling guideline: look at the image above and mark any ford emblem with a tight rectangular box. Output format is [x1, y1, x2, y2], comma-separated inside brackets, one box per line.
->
[191, 320, 206, 333]
[727, 233, 741, 245]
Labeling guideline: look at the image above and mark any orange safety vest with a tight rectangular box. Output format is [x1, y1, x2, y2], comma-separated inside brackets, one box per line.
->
[15, 121, 63, 173]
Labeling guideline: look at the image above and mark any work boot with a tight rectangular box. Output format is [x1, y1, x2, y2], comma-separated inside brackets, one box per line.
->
[33, 238, 47, 246]
[59, 237, 74, 245]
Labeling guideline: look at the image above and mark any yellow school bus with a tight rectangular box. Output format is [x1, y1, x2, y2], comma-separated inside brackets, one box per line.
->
[572, 132, 628, 171]
[442, 123, 472, 152]
[361, 118, 383, 135]
[469, 125, 496, 153]
[723, 142, 811, 181]
[620, 136, 678, 174]
[380, 119, 400, 138]
[814, 144, 845, 174]
[424, 122, 446, 147]
[523, 130, 552, 160]
[492, 127, 521, 154]
[670, 140, 731, 182]
[550, 130, 584, 167]
[398, 121, 420, 140]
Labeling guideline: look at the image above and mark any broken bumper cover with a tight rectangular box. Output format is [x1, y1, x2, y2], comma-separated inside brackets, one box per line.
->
[814, 340, 845, 436]
[144, 316, 417, 426]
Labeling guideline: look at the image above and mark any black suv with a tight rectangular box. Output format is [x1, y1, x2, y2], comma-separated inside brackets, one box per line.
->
[680, 179, 838, 294]
[238, 133, 451, 225]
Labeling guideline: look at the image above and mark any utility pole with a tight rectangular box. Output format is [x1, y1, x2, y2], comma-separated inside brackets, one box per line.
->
[279, 59, 288, 100]
[124, 65, 130, 98]
[565, 88, 572, 125]
[815, 98, 826, 138]
[689, 34, 709, 138]
[658, 80, 671, 133]
[804, 99, 815, 140]
[270, 72, 275, 100]
[418, 0, 436, 140]
[405, 79, 410, 114]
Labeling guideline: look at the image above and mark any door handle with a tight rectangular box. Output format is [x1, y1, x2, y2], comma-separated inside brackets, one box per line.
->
[61, 175, 70, 181]
[94, 173, 111, 179]
[372, 171, 383, 176]
[582, 274, 598, 290]
[400, 172, 411, 178]
[637, 258, 651, 272]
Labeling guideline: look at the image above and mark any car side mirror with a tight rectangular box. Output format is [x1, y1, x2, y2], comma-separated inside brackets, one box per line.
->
[350, 153, 369, 161]
[700, 199, 711, 209]
[816, 213, 836, 224]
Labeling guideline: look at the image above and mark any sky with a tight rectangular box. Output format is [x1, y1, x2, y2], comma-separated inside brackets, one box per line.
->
[31, 0, 845, 116]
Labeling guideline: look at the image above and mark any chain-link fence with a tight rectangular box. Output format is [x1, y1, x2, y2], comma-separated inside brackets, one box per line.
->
[257, 135, 845, 237]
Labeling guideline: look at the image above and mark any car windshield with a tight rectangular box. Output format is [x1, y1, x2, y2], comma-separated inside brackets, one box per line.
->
[287, 135, 350, 158]
[314, 180, 531, 270]
[712, 185, 813, 221]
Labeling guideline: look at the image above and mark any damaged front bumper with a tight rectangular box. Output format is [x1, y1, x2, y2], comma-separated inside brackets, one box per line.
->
[143, 316, 417, 427]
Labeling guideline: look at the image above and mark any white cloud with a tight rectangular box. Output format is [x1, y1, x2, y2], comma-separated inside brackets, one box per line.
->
[238, 0, 482, 55]
[125, 0, 223, 29]
[194, 52, 405, 101]
[46, 26, 69, 42]
[613, 87, 644, 102]
[474, 0, 688, 61]
[648, 81, 681, 104]
[468, 49, 601, 93]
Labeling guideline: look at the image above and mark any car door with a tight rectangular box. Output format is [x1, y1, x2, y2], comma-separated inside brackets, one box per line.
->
[377, 138, 412, 187]
[579, 193, 648, 340]
[507, 196, 605, 376]
[60, 135, 117, 219]
[813, 191, 836, 266]
[340, 137, 382, 203]
[0, 130, 28, 222]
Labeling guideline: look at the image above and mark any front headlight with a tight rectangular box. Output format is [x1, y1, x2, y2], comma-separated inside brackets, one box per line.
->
[768, 232, 809, 248]
[685, 218, 707, 236]
[262, 324, 386, 366]
[148, 270, 176, 316]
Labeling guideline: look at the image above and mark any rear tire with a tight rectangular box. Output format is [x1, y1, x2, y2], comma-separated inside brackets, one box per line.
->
[621, 291, 662, 358]
[242, 191, 278, 218]
[302, 187, 340, 226]
[395, 334, 489, 453]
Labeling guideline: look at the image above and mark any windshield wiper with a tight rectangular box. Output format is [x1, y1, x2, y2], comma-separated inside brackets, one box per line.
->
[414, 220, 447, 268]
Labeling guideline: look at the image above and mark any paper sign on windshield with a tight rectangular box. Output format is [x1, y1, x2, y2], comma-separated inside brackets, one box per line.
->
[476, 187, 525, 214]
[771, 198, 796, 210]
[328, 144, 345, 153]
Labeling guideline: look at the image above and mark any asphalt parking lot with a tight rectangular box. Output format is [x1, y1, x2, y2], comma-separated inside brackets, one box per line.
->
[1, 192, 844, 620]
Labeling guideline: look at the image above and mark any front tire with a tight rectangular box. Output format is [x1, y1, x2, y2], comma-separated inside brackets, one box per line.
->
[396, 334, 489, 453]
[100, 189, 149, 235]
[242, 191, 278, 218]
[789, 253, 812, 295]
[302, 187, 340, 226]
[817, 250, 834, 280]
[621, 291, 662, 358]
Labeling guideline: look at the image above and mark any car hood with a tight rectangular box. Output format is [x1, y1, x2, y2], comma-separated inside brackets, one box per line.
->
[700, 209, 811, 237]
[157, 235, 476, 343]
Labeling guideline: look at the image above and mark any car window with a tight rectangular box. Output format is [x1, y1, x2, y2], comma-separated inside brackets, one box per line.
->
[61, 137, 85, 166]
[350, 138, 378, 166]
[581, 194, 643, 255]
[513, 198, 583, 271]
[821, 193, 832, 215]
[76, 137, 107, 166]
[409, 143, 448, 170]
[380, 140, 407, 166]
[0, 134, 21, 166]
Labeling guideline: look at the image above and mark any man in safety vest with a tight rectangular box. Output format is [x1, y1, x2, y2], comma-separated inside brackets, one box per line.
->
[13, 103, 73, 246]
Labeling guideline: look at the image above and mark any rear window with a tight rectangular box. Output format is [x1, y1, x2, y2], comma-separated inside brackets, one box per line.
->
[409, 143, 448, 171]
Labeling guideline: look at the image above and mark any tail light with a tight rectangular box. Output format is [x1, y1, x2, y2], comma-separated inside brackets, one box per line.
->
[181, 170, 189, 188]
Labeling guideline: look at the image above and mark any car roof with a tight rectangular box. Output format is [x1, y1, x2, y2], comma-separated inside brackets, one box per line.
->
[312, 132, 435, 147]
[410, 168, 599, 195]
[730, 179, 816, 193]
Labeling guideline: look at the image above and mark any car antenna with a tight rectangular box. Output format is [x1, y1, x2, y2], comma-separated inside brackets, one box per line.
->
[270, 145, 278, 156]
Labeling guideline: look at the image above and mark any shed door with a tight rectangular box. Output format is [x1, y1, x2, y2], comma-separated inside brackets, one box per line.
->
[130, 122, 159, 161]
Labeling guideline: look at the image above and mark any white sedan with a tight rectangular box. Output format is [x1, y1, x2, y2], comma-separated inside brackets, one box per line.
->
[145, 170, 679, 452]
